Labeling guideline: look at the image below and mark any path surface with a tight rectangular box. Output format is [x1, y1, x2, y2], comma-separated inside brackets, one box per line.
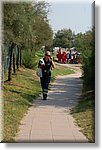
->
[15, 64, 88, 143]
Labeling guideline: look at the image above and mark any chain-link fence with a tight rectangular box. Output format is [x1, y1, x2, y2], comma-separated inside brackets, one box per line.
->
[3, 45, 18, 73]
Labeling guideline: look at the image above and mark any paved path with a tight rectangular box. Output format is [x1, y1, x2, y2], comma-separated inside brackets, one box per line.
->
[15, 64, 88, 143]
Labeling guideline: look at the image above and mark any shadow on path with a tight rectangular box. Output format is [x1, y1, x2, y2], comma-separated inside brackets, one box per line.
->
[35, 75, 82, 109]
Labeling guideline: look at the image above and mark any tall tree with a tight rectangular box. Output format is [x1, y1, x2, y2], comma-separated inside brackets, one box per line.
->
[53, 28, 75, 48]
[8, 43, 16, 81]
[3, 1, 53, 78]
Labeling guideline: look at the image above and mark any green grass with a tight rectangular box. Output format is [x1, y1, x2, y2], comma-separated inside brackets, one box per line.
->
[51, 63, 74, 82]
[3, 63, 74, 142]
[71, 92, 95, 142]
[3, 68, 41, 142]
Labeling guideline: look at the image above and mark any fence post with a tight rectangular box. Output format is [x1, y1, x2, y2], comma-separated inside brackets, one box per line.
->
[17, 46, 20, 70]
[1, 45, 4, 86]
[20, 48, 22, 66]
[13, 51, 16, 74]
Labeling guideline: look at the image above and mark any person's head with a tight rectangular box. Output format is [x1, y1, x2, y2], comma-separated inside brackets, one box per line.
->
[59, 47, 62, 52]
[45, 51, 51, 60]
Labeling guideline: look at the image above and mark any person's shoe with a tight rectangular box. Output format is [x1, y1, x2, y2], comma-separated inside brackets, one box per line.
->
[43, 94, 47, 100]
[43, 96, 47, 100]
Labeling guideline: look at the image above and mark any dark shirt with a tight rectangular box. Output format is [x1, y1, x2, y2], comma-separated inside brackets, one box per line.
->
[42, 58, 52, 77]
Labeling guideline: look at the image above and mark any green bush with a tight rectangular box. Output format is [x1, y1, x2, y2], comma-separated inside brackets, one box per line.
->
[82, 48, 95, 90]
[22, 50, 36, 69]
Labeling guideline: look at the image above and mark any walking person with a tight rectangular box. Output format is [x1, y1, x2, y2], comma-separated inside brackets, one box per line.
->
[38, 51, 55, 100]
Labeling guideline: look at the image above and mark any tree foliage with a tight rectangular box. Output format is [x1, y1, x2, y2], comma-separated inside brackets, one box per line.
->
[53, 28, 75, 48]
[75, 28, 95, 90]
[3, 2, 53, 49]
[3, 1, 53, 80]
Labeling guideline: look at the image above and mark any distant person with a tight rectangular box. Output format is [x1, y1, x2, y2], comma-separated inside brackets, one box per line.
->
[38, 51, 55, 100]
[52, 48, 55, 55]
[68, 50, 72, 64]
[57, 47, 62, 63]
[62, 51, 67, 64]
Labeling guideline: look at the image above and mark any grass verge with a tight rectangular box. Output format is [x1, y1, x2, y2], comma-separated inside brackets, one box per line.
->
[3, 67, 41, 142]
[51, 63, 74, 82]
[71, 90, 95, 142]
[3, 64, 74, 142]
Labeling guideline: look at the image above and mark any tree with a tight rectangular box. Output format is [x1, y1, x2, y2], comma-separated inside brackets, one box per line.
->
[3, 1, 53, 80]
[75, 28, 95, 90]
[53, 28, 75, 48]
[8, 43, 16, 81]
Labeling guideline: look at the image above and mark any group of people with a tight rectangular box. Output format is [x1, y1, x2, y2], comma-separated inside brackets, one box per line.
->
[57, 48, 67, 64]
[57, 47, 80, 64]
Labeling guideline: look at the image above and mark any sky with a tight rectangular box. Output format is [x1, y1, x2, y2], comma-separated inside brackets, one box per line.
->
[47, 1, 93, 34]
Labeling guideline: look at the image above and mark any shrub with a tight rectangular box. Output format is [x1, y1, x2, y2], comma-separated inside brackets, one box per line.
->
[22, 50, 36, 69]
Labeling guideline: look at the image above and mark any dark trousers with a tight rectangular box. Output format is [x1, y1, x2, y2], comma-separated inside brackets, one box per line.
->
[40, 75, 51, 98]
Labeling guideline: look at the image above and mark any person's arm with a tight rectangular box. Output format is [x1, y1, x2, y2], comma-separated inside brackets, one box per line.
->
[51, 60, 55, 68]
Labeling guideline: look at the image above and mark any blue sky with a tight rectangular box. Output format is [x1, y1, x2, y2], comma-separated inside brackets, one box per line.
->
[47, 1, 93, 34]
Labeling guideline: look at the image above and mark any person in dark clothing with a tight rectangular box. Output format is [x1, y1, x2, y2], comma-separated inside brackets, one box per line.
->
[39, 51, 55, 100]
